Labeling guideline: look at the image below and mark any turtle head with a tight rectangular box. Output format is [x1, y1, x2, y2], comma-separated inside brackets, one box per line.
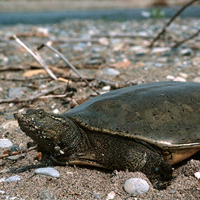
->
[14, 108, 75, 154]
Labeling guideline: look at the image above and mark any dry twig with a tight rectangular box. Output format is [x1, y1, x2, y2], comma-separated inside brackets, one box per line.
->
[12, 35, 57, 80]
[0, 85, 63, 104]
[0, 146, 37, 159]
[149, 0, 200, 47]
[173, 29, 200, 48]
[38, 43, 100, 95]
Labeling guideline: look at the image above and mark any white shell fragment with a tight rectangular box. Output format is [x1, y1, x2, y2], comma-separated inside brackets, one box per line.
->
[124, 178, 149, 195]
[5, 175, 21, 183]
[106, 191, 115, 200]
[0, 139, 13, 148]
[35, 167, 60, 178]
[194, 172, 200, 179]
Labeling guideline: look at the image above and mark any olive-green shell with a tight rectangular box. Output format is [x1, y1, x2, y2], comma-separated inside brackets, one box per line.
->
[63, 81, 200, 149]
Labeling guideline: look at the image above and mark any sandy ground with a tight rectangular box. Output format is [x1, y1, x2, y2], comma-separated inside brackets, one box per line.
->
[0, 15, 200, 199]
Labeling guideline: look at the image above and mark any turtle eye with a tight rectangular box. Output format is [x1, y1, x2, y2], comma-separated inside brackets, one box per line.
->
[36, 109, 45, 118]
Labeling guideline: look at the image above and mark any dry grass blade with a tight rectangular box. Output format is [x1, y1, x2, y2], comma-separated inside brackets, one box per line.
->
[12, 35, 57, 80]
[38, 43, 100, 95]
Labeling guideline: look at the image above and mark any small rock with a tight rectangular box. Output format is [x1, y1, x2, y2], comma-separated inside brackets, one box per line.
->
[72, 43, 87, 52]
[53, 109, 59, 114]
[36, 27, 49, 36]
[0, 177, 5, 182]
[102, 86, 111, 91]
[106, 191, 115, 200]
[5, 114, 15, 120]
[180, 48, 193, 56]
[39, 190, 55, 200]
[7, 155, 23, 160]
[194, 172, 200, 179]
[179, 72, 188, 79]
[5, 175, 21, 183]
[99, 37, 109, 46]
[0, 190, 6, 194]
[168, 189, 177, 194]
[7, 87, 28, 98]
[193, 77, 200, 83]
[151, 47, 171, 54]
[94, 194, 100, 199]
[35, 167, 60, 178]
[10, 145, 20, 152]
[124, 178, 149, 195]
[101, 68, 120, 76]
[173, 77, 186, 82]
[155, 63, 163, 68]
[130, 46, 148, 56]
[0, 139, 13, 148]
[193, 57, 200, 66]
[166, 75, 175, 80]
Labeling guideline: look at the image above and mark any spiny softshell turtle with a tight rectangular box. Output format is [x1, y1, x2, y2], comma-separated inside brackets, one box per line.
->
[14, 81, 200, 186]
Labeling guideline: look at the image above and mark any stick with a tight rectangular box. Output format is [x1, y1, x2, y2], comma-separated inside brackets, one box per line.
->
[38, 43, 100, 95]
[149, 0, 200, 47]
[173, 29, 200, 48]
[12, 35, 57, 80]
[0, 146, 37, 159]
[0, 85, 63, 104]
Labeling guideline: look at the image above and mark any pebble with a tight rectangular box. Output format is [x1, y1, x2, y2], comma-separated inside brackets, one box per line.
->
[101, 68, 120, 76]
[123, 178, 149, 195]
[0, 190, 6, 194]
[166, 75, 175, 80]
[0, 139, 13, 148]
[5, 175, 21, 183]
[180, 48, 193, 56]
[151, 47, 171, 54]
[179, 72, 188, 79]
[10, 145, 20, 152]
[94, 194, 100, 199]
[155, 63, 163, 68]
[106, 191, 115, 200]
[0, 177, 5, 182]
[53, 109, 59, 114]
[173, 77, 186, 82]
[39, 190, 55, 200]
[193, 77, 200, 83]
[102, 85, 111, 91]
[35, 167, 60, 178]
[7, 155, 22, 160]
[194, 172, 200, 179]
[168, 189, 177, 194]
[7, 87, 28, 98]
[99, 37, 109, 46]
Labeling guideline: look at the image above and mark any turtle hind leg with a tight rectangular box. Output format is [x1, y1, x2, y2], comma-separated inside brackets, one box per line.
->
[112, 140, 173, 189]
[141, 150, 173, 189]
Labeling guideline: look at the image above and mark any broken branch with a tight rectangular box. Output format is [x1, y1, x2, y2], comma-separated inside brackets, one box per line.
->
[149, 0, 200, 47]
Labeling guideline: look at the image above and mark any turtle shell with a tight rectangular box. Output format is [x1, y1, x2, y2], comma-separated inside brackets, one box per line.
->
[63, 81, 200, 150]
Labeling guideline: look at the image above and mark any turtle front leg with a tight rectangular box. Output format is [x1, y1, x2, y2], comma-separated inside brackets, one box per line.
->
[67, 152, 107, 169]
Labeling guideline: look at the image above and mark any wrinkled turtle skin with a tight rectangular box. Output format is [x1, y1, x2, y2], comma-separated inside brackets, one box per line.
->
[14, 81, 200, 187]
